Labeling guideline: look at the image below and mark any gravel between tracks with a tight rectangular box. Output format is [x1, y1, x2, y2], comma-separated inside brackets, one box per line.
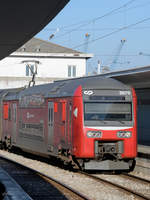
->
[0, 150, 150, 200]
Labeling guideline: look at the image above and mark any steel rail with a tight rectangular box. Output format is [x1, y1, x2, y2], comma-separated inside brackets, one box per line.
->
[80, 171, 150, 200]
[122, 173, 150, 184]
[0, 155, 91, 200]
[37, 173, 90, 200]
[1, 151, 150, 200]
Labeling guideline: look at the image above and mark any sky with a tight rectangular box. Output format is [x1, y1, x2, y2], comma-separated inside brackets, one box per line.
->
[36, 0, 150, 74]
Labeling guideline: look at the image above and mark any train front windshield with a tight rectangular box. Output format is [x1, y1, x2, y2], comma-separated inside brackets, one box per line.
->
[84, 102, 132, 126]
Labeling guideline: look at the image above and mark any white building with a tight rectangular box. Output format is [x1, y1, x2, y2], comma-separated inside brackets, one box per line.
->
[0, 38, 92, 89]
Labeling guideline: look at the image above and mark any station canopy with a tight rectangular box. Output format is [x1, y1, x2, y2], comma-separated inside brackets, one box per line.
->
[99, 65, 150, 89]
[0, 0, 69, 60]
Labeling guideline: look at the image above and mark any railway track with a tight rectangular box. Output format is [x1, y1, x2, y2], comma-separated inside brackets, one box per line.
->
[135, 156, 150, 175]
[0, 156, 90, 200]
[0, 149, 150, 200]
[80, 171, 150, 200]
[121, 172, 150, 184]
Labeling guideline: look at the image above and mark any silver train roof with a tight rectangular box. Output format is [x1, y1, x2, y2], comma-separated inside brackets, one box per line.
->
[1, 76, 131, 101]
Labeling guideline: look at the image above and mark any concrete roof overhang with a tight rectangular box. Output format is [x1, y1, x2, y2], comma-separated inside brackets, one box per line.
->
[0, 0, 69, 60]
[98, 65, 150, 89]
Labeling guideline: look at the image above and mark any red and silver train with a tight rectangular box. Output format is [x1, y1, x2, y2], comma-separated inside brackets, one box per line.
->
[0, 76, 137, 171]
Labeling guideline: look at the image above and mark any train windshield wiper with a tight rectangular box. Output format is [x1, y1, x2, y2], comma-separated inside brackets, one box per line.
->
[116, 120, 125, 124]
[98, 119, 107, 124]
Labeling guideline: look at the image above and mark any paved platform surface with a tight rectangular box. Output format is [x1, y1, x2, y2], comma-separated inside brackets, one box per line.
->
[138, 144, 150, 155]
[136, 145, 150, 175]
[0, 167, 32, 200]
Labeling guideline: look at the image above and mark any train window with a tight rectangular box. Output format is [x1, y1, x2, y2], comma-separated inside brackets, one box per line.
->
[3, 104, 9, 120]
[69, 103, 72, 135]
[54, 103, 58, 112]
[51, 108, 53, 122]
[48, 108, 51, 122]
[84, 102, 132, 121]
[13, 104, 16, 122]
[8, 107, 12, 121]
[69, 103, 72, 120]
[62, 102, 66, 121]
[48, 105, 53, 123]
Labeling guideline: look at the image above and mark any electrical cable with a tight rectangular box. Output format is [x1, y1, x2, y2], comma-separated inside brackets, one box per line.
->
[48, 0, 136, 39]
[72, 16, 150, 50]
[46, 0, 136, 31]
[46, 26, 150, 32]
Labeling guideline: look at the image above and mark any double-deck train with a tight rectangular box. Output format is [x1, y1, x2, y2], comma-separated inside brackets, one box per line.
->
[0, 76, 137, 171]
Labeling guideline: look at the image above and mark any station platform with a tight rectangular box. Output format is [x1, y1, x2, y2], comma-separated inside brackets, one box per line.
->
[0, 167, 32, 200]
[138, 144, 150, 158]
[136, 145, 150, 174]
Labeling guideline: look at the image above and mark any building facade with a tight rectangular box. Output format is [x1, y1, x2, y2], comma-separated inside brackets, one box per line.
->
[0, 38, 92, 89]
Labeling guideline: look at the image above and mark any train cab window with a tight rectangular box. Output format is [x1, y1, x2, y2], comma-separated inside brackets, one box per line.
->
[84, 102, 132, 122]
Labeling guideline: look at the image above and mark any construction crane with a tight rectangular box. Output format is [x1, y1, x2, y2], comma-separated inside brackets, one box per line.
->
[110, 38, 126, 70]
[84, 33, 90, 53]
[139, 52, 150, 57]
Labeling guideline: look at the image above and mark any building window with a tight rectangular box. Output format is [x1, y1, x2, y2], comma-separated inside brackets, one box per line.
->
[68, 65, 76, 77]
[73, 66, 76, 77]
[68, 66, 71, 77]
[26, 64, 34, 76]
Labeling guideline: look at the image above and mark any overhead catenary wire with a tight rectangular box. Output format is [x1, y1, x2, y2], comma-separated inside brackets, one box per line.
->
[40, 1, 150, 34]
[48, 0, 136, 40]
[63, 0, 150, 30]
[72, 16, 150, 50]
[46, 26, 150, 32]
[44, 0, 150, 35]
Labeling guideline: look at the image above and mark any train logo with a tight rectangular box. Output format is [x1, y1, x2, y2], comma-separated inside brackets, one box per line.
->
[83, 90, 94, 95]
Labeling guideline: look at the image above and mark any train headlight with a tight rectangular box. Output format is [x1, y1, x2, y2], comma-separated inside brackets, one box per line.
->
[86, 131, 102, 138]
[117, 131, 132, 138]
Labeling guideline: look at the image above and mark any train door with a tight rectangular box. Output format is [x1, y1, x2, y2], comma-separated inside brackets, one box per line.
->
[62, 101, 72, 148]
[48, 101, 54, 151]
[68, 102, 72, 145]
[12, 103, 17, 144]
[66, 102, 72, 146]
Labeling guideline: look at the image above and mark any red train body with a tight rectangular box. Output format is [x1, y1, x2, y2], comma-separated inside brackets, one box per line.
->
[0, 77, 137, 171]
